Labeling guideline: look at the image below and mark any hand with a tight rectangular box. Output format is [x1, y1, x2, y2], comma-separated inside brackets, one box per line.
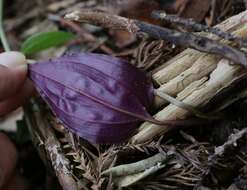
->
[0, 51, 33, 190]
[0, 51, 33, 115]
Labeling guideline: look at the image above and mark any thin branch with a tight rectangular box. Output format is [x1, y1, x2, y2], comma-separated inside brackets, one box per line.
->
[152, 10, 247, 48]
[209, 127, 247, 161]
[135, 21, 247, 67]
[65, 10, 247, 68]
[0, 0, 10, 51]
[49, 13, 114, 54]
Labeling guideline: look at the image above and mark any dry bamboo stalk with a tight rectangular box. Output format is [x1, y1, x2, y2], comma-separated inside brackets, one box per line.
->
[152, 10, 247, 84]
[154, 24, 247, 108]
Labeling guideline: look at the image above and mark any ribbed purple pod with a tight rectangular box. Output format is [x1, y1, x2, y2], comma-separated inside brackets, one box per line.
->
[28, 53, 154, 144]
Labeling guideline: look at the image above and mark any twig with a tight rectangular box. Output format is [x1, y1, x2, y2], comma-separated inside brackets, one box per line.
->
[152, 11, 247, 48]
[209, 128, 247, 161]
[49, 14, 95, 42]
[136, 21, 247, 67]
[65, 10, 247, 68]
[0, 0, 10, 51]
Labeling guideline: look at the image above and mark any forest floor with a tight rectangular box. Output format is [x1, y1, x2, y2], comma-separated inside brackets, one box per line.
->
[3, 0, 247, 189]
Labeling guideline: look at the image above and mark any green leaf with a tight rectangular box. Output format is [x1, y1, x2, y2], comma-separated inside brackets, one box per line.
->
[21, 31, 74, 55]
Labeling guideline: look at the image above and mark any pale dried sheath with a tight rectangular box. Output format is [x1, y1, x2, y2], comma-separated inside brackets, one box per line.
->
[102, 153, 167, 177]
[131, 60, 243, 143]
[154, 24, 247, 108]
[152, 49, 202, 84]
[114, 163, 165, 187]
[154, 54, 220, 107]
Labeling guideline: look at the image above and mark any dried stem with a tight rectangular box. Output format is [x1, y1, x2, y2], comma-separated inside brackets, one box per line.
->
[210, 127, 247, 160]
[152, 10, 247, 48]
[65, 10, 247, 68]
[135, 21, 247, 67]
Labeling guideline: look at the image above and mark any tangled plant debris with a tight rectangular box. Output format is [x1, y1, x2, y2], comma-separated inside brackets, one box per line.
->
[3, 0, 247, 190]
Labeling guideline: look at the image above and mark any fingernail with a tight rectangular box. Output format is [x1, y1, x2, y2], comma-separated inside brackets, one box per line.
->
[0, 51, 27, 69]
